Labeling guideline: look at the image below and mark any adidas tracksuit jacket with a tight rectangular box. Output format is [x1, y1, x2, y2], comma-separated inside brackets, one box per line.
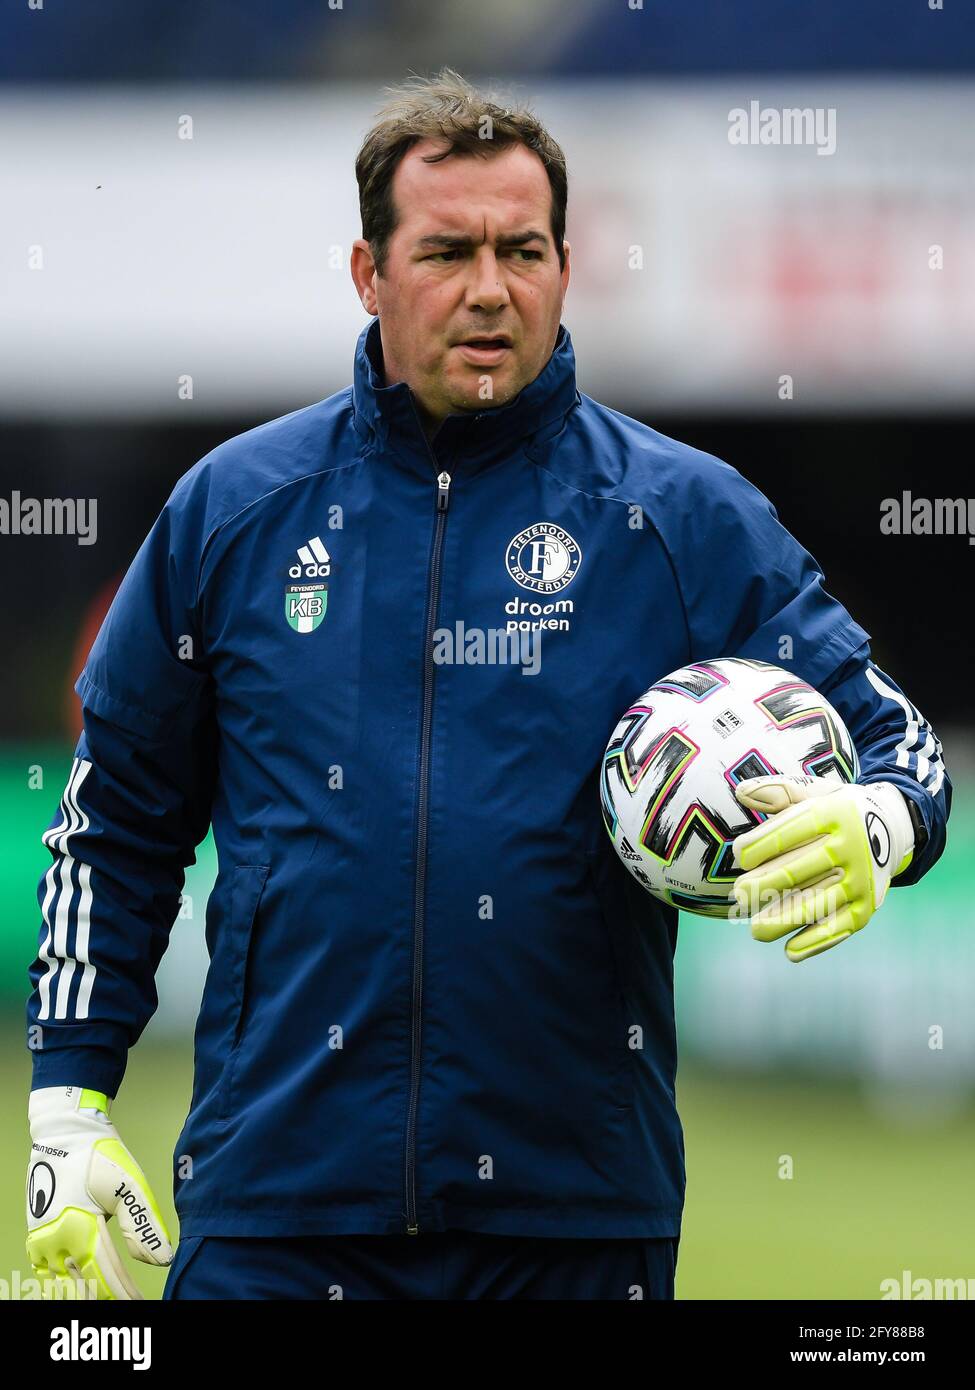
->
[27, 317, 951, 1239]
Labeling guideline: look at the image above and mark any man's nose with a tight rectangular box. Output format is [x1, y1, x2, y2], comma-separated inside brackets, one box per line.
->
[465, 251, 510, 312]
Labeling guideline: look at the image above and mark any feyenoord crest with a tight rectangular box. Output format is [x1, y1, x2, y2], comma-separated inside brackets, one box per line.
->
[286, 535, 331, 633]
[286, 583, 327, 633]
[505, 523, 582, 593]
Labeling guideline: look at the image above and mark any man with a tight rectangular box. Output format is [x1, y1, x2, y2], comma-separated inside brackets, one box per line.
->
[26, 69, 950, 1302]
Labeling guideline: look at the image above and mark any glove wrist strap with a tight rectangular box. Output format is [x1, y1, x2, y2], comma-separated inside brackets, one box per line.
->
[865, 781, 916, 879]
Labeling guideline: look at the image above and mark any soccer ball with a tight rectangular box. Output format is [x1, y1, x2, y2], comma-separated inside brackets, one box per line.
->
[599, 657, 859, 917]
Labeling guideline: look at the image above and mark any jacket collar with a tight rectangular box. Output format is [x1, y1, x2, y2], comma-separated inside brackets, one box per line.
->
[351, 315, 579, 474]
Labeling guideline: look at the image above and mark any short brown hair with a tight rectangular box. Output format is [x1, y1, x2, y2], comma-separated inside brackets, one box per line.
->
[355, 67, 568, 278]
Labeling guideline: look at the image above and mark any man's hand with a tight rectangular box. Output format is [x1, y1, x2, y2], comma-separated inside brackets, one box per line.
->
[26, 1085, 173, 1300]
[731, 777, 916, 962]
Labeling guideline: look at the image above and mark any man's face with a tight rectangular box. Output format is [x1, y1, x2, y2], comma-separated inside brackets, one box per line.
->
[351, 137, 570, 432]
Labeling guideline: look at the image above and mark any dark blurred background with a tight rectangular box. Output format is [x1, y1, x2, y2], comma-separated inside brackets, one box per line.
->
[1, 0, 973, 1299]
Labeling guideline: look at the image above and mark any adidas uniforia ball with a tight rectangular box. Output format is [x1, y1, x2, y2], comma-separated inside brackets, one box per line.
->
[599, 658, 859, 917]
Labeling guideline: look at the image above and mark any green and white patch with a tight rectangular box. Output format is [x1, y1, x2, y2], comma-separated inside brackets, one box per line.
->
[286, 583, 328, 633]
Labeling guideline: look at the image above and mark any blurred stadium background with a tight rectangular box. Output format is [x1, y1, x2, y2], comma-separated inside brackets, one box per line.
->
[1, 1, 973, 1299]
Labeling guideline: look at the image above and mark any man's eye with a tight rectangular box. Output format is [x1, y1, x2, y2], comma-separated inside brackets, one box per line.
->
[426, 248, 542, 263]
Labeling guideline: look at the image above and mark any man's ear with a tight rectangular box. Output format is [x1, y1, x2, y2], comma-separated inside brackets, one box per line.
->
[350, 239, 379, 315]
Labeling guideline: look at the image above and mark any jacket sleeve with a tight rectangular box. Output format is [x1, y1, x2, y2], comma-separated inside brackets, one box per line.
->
[26, 472, 216, 1097]
[817, 647, 951, 887]
[676, 454, 872, 693]
[673, 454, 951, 885]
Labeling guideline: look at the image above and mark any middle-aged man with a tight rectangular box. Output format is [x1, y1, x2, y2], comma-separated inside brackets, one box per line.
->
[27, 69, 950, 1301]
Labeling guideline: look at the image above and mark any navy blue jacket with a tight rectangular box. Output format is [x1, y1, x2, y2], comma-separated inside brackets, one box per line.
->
[27, 318, 950, 1238]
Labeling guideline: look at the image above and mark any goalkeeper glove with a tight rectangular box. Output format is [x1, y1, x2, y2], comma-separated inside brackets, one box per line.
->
[731, 777, 916, 962]
[26, 1085, 173, 1300]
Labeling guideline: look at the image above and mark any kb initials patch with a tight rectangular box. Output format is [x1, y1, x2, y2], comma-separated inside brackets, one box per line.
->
[285, 583, 328, 634]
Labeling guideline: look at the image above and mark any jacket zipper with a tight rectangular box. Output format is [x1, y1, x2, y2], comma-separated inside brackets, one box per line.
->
[405, 452, 453, 1234]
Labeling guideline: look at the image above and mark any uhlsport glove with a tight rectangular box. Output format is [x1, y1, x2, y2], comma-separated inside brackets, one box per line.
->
[26, 1085, 173, 1300]
[731, 777, 916, 962]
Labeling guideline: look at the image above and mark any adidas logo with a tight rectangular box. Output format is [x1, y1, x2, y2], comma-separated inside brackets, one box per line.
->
[289, 536, 331, 579]
[619, 837, 642, 862]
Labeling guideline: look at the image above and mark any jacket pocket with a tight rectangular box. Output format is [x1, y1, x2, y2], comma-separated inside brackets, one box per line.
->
[584, 847, 635, 1113]
[219, 865, 270, 1124]
[162, 1235, 209, 1301]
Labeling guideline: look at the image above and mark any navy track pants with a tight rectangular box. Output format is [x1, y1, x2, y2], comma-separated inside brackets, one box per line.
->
[163, 1231, 679, 1300]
